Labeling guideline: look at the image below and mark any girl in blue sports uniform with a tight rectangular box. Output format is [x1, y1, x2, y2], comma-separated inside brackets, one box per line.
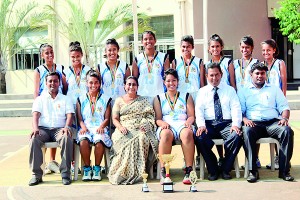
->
[233, 36, 259, 91]
[76, 70, 112, 181]
[205, 34, 236, 90]
[172, 35, 205, 101]
[97, 38, 131, 106]
[132, 31, 170, 104]
[33, 43, 66, 172]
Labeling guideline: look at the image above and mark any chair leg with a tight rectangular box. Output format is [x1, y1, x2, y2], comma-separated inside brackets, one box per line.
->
[149, 165, 154, 179]
[104, 148, 111, 174]
[199, 153, 205, 180]
[270, 143, 275, 171]
[244, 157, 249, 178]
[234, 157, 240, 178]
[156, 162, 161, 180]
[73, 144, 80, 181]
[42, 147, 46, 176]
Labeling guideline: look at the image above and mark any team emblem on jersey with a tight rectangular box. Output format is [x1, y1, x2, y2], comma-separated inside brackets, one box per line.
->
[116, 74, 122, 79]
[179, 104, 184, 110]
[97, 106, 102, 113]
[191, 67, 196, 72]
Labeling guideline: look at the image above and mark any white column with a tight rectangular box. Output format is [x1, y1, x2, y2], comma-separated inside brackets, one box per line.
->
[132, 0, 139, 58]
[203, 0, 208, 62]
[177, 0, 186, 36]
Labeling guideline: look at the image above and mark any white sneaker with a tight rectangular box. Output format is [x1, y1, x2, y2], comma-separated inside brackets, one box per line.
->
[92, 166, 102, 181]
[45, 163, 52, 174]
[82, 166, 92, 181]
[266, 155, 279, 170]
[48, 160, 60, 173]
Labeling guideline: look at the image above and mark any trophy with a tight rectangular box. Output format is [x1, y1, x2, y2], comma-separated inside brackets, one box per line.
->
[141, 172, 149, 192]
[189, 171, 198, 192]
[158, 154, 176, 193]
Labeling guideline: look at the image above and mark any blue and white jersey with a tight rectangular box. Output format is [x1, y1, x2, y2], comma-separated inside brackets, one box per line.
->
[158, 92, 189, 130]
[64, 65, 91, 106]
[35, 64, 64, 95]
[205, 57, 232, 86]
[233, 58, 259, 91]
[136, 51, 168, 97]
[175, 56, 202, 94]
[78, 93, 111, 132]
[98, 60, 128, 100]
[263, 59, 283, 89]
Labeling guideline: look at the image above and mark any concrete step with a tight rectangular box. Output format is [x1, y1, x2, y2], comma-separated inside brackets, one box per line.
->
[286, 90, 300, 101]
[0, 94, 33, 117]
[0, 94, 32, 100]
[0, 108, 32, 117]
[0, 99, 33, 109]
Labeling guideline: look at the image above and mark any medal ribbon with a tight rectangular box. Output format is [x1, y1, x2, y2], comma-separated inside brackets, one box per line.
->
[44, 64, 56, 72]
[166, 92, 179, 111]
[87, 92, 99, 116]
[264, 58, 276, 83]
[109, 61, 119, 84]
[238, 58, 252, 80]
[75, 65, 83, 87]
[144, 51, 157, 75]
[183, 56, 194, 81]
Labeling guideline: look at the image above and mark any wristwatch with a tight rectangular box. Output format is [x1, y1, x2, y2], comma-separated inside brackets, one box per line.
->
[64, 125, 72, 130]
[282, 118, 289, 122]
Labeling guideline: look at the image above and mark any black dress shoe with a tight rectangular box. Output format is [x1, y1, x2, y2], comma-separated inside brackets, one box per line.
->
[279, 173, 294, 181]
[222, 172, 232, 180]
[208, 173, 219, 181]
[62, 177, 72, 185]
[28, 177, 43, 186]
[247, 171, 259, 183]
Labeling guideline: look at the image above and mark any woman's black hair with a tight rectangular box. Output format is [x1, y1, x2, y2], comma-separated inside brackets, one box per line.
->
[39, 43, 53, 54]
[261, 39, 279, 57]
[141, 30, 156, 40]
[240, 35, 254, 47]
[181, 35, 194, 48]
[104, 38, 120, 58]
[208, 34, 224, 56]
[124, 75, 139, 86]
[163, 68, 179, 81]
[69, 41, 83, 54]
[86, 69, 101, 82]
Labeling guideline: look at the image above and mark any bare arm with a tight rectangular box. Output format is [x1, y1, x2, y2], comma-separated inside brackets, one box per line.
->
[171, 60, 176, 69]
[125, 64, 131, 79]
[153, 96, 169, 129]
[76, 101, 88, 134]
[33, 70, 40, 99]
[228, 62, 236, 90]
[31, 111, 41, 138]
[279, 60, 287, 96]
[112, 98, 128, 134]
[131, 60, 139, 78]
[185, 94, 195, 129]
[163, 56, 170, 71]
[200, 62, 205, 87]
[97, 102, 112, 134]
[62, 74, 68, 95]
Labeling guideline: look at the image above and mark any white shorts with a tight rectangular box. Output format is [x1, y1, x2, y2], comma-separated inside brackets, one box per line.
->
[77, 127, 112, 147]
[156, 125, 195, 141]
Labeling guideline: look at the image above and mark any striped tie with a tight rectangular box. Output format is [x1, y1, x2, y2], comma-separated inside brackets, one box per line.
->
[214, 87, 223, 122]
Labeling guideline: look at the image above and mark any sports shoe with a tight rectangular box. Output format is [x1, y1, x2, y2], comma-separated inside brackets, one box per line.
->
[71, 161, 82, 175]
[48, 160, 60, 173]
[82, 166, 92, 181]
[44, 163, 52, 174]
[92, 165, 102, 181]
[160, 167, 166, 184]
[266, 155, 279, 170]
[182, 166, 192, 185]
[256, 158, 262, 168]
[195, 156, 200, 171]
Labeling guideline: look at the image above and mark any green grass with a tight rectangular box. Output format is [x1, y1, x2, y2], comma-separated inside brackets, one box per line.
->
[290, 121, 300, 129]
[0, 130, 30, 136]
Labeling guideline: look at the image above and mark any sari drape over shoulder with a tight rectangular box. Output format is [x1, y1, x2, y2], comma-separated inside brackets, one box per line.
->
[108, 96, 158, 185]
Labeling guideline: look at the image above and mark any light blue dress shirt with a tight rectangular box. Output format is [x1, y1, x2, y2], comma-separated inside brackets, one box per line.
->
[195, 82, 242, 127]
[237, 82, 289, 121]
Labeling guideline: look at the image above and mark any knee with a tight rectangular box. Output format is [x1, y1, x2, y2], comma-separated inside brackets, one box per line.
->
[281, 126, 294, 138]
[180, 129, 194, 143]
[160, 130, 173, 143]
[80, 139, 90, 147]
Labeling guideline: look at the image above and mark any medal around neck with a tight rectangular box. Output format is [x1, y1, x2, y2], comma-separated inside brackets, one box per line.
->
[158, 154, 177, 193]
[141, 172, 149, 192]
[189, 171, 198, 192]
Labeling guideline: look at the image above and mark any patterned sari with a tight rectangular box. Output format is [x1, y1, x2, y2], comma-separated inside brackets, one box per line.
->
[108, 96, 158, 185]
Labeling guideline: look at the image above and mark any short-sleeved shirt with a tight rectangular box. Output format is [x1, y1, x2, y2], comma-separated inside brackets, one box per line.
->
[32, 92, 74, 128]
[64, 65, 91, 106]
[97, 60, 128, 100]
[205, 57, 232, 86]
[136, 51, 168, 97]
[35, 64, 64, 95]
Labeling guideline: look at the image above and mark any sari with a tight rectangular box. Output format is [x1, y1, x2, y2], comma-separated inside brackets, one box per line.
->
[108, 96, 158, 185]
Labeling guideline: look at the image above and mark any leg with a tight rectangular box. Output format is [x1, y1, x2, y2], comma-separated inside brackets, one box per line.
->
[80, 139, 92, 166]
[158, 129, 174, 167]
[94, 142, 105, 166]
[180, 128, 195, 167]
[50, 148, 57, 161]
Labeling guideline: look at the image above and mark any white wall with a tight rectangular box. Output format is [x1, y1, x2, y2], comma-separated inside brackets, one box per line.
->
[293, 44, 300, 79]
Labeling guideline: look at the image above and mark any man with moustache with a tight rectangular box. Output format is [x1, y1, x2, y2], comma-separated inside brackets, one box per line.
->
[238, 62, 294, 183]
[29, 71, 74, 186]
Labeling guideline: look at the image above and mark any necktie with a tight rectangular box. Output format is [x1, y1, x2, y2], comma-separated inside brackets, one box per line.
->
[214, 87, 223, 122]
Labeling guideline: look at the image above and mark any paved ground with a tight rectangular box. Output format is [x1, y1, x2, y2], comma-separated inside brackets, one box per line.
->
[0, 111, 300, 200]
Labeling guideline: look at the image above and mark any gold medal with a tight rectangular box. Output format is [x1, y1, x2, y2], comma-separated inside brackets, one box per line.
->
[111, 82, 115, 89]
[241, 79, 245, 85]
[92, 117, 96, 122]
[185, 78, 189, 83]
[169, 111, 174, 117]
[76, 88, 81, 95]
[148, 74, 152, 79]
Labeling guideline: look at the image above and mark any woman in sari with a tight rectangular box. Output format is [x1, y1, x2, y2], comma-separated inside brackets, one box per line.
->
[108, 76, 158, 185]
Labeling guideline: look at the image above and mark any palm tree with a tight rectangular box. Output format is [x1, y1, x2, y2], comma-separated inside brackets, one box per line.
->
[46, 0, 151, 67]
[0, 0, 52, 93]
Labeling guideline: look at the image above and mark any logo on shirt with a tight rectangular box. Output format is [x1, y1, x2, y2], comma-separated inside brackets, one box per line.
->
[96, 106, 103, 113]
[191, 67, 196, 72]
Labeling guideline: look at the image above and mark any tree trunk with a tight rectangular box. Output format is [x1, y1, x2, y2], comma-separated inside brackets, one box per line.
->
[0, 72, 6, 94]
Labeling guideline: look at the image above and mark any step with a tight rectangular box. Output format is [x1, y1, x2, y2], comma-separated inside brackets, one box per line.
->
[0, 99, 33, 109]
[0, 108, 32, 117]
[0, 94, 32, 100]
[286, 91, 300, 101]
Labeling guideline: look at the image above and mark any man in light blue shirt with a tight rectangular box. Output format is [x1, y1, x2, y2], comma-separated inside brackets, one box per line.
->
[195, 62, 243, 181]
[238, 62, 294, 183]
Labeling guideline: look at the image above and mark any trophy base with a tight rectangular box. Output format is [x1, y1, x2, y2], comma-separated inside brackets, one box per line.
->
[190, 185, 197, 192]
[162, 182, 174, 193]
[142, 186, 149, 192]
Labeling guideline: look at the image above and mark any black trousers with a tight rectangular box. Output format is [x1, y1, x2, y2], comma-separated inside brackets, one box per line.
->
[242, 119, 294, 174]
[195, 120, 243, 175]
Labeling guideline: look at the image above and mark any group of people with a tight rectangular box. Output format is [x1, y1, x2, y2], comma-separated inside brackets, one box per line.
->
[28, 30, 294, 186]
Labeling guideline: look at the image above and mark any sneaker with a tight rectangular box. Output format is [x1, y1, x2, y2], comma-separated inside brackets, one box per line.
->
[256, 158, 262, 168]
[92, 165, 102, 181]
[82, 166, 92, 181]
[182, 166, 192, 185]
[71, 161, 82, 175]
[266, 156, 279, 170]
[44, 163, 52, 174]
[160, 167, 166, 184]
[48, 160, 60, 173]
[195, 156, 200, 171]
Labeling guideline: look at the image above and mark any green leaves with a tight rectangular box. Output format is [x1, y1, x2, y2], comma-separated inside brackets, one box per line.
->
[274, 0, 300, 44]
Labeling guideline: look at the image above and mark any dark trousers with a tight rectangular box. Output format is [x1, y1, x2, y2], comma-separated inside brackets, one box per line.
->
[194, 121, 243, 175]
[29, 127, 73, 179]
[242, 119, 294, 174]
